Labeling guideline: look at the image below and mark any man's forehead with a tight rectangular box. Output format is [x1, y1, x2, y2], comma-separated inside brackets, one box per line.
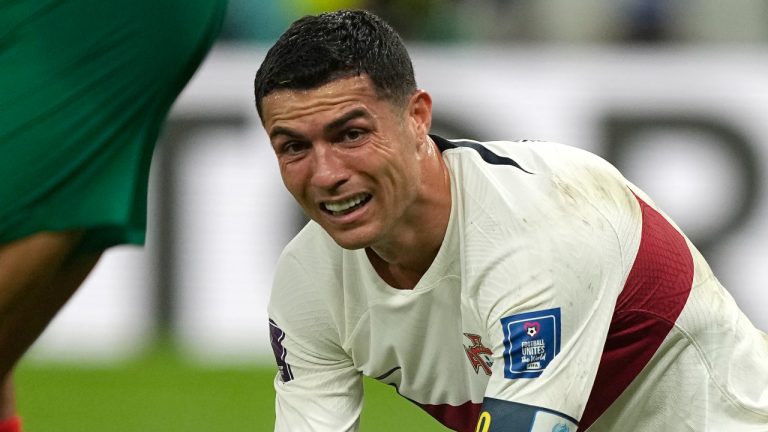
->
[264, 76, 377, 108]
[261, 76, 385, 127]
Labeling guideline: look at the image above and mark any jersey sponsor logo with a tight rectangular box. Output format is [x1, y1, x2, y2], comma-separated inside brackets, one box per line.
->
[463, 333, 494, 375]
[500, 308, 561, 379]
[269, 319, 294, 383]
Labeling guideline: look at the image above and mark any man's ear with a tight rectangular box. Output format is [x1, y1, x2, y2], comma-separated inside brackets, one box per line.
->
[408, 90, 433, 137]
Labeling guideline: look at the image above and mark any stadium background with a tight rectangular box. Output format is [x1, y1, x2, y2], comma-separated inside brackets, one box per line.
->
[17, 1, 768, 430]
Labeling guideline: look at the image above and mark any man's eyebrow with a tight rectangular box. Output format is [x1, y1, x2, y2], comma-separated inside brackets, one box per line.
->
[269, 126, 303, 141]
[324, 108, 370, 134]
[268, 108, 371, 141]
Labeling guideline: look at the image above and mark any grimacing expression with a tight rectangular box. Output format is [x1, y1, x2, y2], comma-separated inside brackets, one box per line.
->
[262, 75, 432, 250]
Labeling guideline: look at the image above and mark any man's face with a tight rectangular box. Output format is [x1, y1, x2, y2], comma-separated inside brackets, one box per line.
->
[261, 75, 431, 250]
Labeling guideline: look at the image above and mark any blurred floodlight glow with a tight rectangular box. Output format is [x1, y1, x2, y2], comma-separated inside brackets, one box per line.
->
[619, 128, 745, 240]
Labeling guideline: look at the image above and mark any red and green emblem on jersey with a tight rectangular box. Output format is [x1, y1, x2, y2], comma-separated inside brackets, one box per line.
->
[463, 333, 494, 375]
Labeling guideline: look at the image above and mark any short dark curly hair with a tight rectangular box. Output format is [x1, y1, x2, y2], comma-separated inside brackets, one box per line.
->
[253, 9, 417, 120]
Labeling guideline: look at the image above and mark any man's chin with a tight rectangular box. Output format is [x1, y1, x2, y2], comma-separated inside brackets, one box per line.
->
[326, 229, 376, 251]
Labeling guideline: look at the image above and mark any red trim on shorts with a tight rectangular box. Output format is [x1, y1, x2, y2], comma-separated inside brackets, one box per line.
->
[577, 193, 694, 431]
[0, 416, 21, 432]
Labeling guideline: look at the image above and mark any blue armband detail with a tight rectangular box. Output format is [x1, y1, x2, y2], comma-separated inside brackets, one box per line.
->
[476, 398, 578, 432]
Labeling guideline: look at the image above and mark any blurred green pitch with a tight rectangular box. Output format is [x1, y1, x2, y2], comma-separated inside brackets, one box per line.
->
[16, 341, 450, 431]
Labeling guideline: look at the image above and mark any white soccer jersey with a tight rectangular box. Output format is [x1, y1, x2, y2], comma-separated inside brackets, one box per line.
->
[268, 135, 768, 432]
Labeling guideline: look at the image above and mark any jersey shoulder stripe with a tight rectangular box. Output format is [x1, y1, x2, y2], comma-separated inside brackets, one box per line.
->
[431, 134, 533, 173]
[578, 192, 694, 430]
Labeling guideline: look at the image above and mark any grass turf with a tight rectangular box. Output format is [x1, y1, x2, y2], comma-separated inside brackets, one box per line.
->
[15, 341, 450, 431]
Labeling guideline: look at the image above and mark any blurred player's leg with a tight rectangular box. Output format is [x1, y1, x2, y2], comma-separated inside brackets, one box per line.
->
[0, 231, 101, 375]
[0, 374, 13, 421]
[0, 231, 102, 427]
[0, 0, 228, 426]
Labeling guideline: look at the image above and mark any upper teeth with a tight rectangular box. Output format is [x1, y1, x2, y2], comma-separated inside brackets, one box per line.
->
[324, 195, 367, 213]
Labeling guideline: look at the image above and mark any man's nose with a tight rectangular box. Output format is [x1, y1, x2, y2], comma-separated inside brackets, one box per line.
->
[310, 145, 348, 190]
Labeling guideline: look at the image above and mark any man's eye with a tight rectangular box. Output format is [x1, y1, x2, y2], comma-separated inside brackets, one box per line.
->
[343, 129, 365, 142]
[282, 141, 307, 154]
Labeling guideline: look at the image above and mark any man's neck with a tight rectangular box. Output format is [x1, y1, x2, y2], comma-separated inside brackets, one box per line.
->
[366, 137, 452, 290]
[365, 247, 431, 290]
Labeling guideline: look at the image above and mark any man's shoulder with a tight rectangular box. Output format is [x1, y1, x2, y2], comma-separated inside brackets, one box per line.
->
[282, 220, 338, 258]
[272, 222, 343, 295]
[435, 135, 629, 198]
[433, 135, 612, 177]
[269, 222, 373, 347]
[269, 222, 344, 329]
[440, 136, 642, 264]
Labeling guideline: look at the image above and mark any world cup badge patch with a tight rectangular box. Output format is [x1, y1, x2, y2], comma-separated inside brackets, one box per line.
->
[500, 308, 561, 379]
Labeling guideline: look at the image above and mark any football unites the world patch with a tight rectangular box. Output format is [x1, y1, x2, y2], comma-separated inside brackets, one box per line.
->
[500, 308, 562, 379]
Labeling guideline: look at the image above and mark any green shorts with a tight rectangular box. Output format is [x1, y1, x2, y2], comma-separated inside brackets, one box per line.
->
[0, 0, 227, 249]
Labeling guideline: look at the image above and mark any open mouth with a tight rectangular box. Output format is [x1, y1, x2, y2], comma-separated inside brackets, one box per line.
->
[321, 193, 372, 216]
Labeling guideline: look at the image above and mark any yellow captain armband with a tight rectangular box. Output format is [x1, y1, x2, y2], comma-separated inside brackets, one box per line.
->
[475, 411, 491, 432]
